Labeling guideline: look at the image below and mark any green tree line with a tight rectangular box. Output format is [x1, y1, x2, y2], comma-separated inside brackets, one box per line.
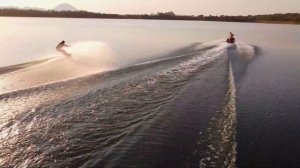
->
[0, 9, 299, 24]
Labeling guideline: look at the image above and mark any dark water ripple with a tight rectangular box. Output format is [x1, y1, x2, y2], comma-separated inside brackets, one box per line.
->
[0, 44, 230, 168]
[0, 42, 258, 168]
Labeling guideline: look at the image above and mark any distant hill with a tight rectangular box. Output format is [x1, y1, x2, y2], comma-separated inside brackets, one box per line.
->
[53, 3, 78, 11]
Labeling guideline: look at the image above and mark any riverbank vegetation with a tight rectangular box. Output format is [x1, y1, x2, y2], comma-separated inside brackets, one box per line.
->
[0, 9, 299, 24]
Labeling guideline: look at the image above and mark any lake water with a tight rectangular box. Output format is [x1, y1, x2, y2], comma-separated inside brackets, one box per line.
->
[0, 17, 223, 67]
[0, 17, 300, 168]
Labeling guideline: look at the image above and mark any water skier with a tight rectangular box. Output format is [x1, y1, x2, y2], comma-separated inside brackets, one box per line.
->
[56, 40, 72, 57]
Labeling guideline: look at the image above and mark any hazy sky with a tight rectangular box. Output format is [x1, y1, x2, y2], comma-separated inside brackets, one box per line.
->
[0, 0, 299, 15]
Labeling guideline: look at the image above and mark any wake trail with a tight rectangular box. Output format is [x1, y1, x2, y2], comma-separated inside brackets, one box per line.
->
[198, 62, 237, 168]
[0, 42, 226, 168]
[0, 40, 258, 168]
[0, 41, 115, 94]
[196, 41, 256, 168]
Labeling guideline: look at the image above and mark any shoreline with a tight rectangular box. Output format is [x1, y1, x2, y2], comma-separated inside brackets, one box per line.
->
[0, 9, 299, 25]
[1, 15, 299, 25]
[255, 20, 300, 25]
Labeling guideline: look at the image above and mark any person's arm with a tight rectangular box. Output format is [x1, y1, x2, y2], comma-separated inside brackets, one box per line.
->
[64, 44, 70, 47]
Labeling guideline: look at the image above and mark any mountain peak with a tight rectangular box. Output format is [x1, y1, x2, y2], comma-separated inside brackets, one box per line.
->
[53, 3, 78, 11]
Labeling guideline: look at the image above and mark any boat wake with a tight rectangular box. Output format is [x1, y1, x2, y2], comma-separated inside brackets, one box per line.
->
[0, 40, 256, 168]
[0, 41, 116, 93]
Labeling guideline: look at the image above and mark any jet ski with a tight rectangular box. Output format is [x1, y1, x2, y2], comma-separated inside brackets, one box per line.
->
[226, 32, 235, 44]
[226, 37, 235, 44]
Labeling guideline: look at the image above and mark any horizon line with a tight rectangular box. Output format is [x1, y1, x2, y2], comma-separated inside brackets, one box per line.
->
[0, 7, 299, 17]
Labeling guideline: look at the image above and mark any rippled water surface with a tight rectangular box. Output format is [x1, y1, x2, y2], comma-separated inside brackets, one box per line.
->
[0, 18, 300, 168]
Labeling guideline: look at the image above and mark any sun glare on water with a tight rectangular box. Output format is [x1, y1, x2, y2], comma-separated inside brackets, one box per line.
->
[0, 41, 117, 93]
